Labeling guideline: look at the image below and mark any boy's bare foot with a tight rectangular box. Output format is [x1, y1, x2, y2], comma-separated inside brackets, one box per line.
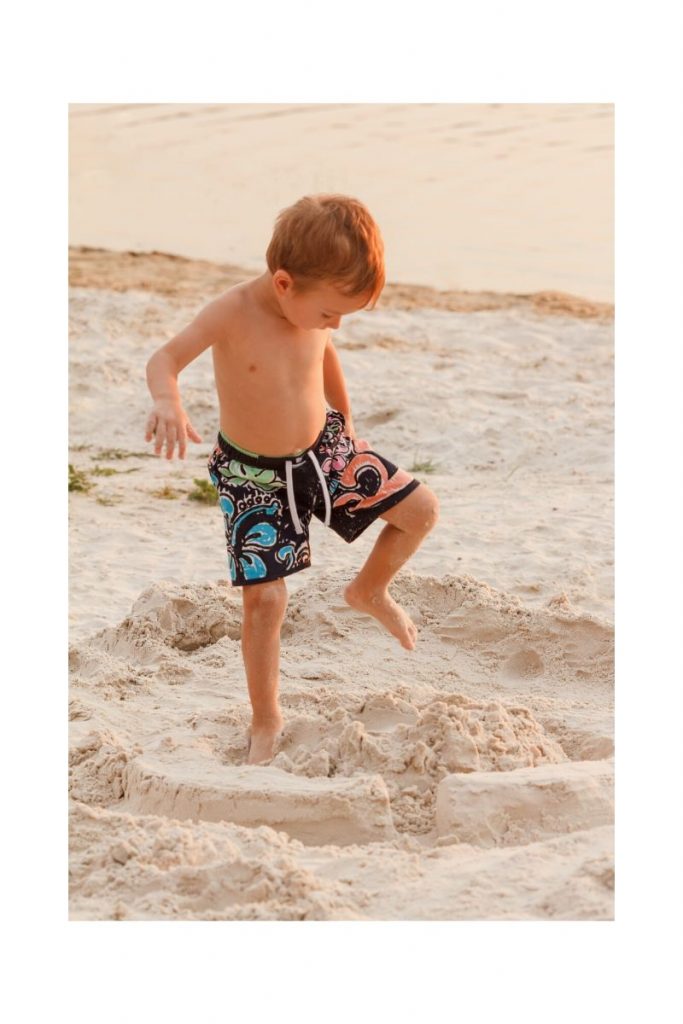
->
[343, 582, 418, 650]
[246, 714, 284, 765]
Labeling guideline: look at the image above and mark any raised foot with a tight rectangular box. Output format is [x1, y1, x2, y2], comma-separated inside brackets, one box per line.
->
[343, 582, 418, 651]
[246, 716, 284, 765]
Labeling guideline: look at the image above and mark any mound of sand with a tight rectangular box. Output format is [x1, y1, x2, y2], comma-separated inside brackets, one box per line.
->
[69, 571, 614, 918]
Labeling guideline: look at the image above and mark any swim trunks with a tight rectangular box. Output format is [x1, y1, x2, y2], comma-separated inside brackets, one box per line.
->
[206, 408, 421, 586]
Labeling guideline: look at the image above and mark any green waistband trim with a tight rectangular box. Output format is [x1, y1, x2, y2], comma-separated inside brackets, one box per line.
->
[219, 430, 262, 457]
[219, 429, 301, 459]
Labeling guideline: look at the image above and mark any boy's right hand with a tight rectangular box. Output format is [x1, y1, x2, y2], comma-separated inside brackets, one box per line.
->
[145, 399, 203, 460]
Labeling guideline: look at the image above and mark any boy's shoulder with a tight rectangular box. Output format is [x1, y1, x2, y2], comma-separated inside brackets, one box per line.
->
[208, 280, 246, 312]
[195, 281, 249, 337]
[209, 278, 260, 320]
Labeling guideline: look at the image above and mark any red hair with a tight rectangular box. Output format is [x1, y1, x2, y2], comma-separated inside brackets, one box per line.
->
[265, 193, 385, 309]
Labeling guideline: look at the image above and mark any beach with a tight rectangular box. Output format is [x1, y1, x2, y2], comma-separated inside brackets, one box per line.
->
[68, 244, 614, 920]
[69, 102, 613, 303]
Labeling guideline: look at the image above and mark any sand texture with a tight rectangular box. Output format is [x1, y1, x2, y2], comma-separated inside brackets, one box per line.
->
[69, 248, 614, 920]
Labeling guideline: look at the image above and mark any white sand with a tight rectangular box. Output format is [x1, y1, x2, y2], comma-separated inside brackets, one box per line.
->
[68, 252, 613, 920]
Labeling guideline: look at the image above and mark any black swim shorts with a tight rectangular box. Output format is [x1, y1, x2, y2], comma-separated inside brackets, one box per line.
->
[206, 408, 421, 586]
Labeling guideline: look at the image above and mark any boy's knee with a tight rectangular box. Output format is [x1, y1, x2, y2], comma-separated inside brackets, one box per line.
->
[241, 577, 288, 614]
[420, 487, 440, 529]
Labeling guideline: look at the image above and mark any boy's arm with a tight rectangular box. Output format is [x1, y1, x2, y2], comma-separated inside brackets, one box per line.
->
[145, 295, 230, 460]
[323, 333, 356, 436]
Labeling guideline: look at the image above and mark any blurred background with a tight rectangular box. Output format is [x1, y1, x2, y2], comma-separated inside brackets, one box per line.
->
[69, 102, 613, 302]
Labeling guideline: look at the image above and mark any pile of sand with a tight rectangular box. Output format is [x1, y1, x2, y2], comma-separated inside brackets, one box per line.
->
[70, 570, 614, 919]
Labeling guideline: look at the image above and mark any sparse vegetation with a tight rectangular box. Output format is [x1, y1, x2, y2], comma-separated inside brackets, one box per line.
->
[188, 478, 219, 504]
[69, 464, 94, 493]
[91, 465, 140, 476]
[408, 455, 439, 474]
[151, 485, 182, 500]
[90, 448, 156, 461]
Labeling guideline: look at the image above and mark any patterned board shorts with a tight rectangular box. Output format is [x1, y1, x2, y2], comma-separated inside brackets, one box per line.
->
[207, 408, 421, 587]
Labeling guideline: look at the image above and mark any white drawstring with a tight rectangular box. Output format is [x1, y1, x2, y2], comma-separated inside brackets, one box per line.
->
[307, 450, 332, 527]
[285, 453, 332, 534]
[285, 459, 303, 534]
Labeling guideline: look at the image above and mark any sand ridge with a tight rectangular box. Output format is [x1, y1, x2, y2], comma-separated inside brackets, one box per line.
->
[69, 569, 614, 918]
[69, 245, 614, 322]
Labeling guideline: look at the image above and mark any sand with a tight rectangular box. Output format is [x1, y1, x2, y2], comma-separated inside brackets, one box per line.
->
[68, 247, 614, 920]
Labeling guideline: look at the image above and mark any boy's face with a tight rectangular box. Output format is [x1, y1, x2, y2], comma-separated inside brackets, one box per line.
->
[275, 273, 373, 330]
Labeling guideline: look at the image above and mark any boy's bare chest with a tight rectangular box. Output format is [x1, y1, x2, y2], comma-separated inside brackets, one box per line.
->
[217, 316, 327, 380]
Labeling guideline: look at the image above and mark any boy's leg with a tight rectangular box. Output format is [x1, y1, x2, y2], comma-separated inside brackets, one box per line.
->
[241, 577, 288, 764]
[344, 484, 440, 651]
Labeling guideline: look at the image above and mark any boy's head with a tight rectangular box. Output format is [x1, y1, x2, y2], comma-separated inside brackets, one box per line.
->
[265, 193, 385, 330]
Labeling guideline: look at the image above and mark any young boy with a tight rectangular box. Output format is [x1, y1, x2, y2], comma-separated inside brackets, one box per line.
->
[144, 194, 440, 764]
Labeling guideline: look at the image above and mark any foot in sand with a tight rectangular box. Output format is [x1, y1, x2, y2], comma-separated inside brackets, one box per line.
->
[247, 716, 284, 765]
[343, 582, 418, 651]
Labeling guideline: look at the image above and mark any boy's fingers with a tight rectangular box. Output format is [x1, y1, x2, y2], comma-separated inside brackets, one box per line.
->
[154, 423, 167, 455]
[145, 413, 157, 442]
[165, 425, 177, 459]
[149, 412, 200, 456]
